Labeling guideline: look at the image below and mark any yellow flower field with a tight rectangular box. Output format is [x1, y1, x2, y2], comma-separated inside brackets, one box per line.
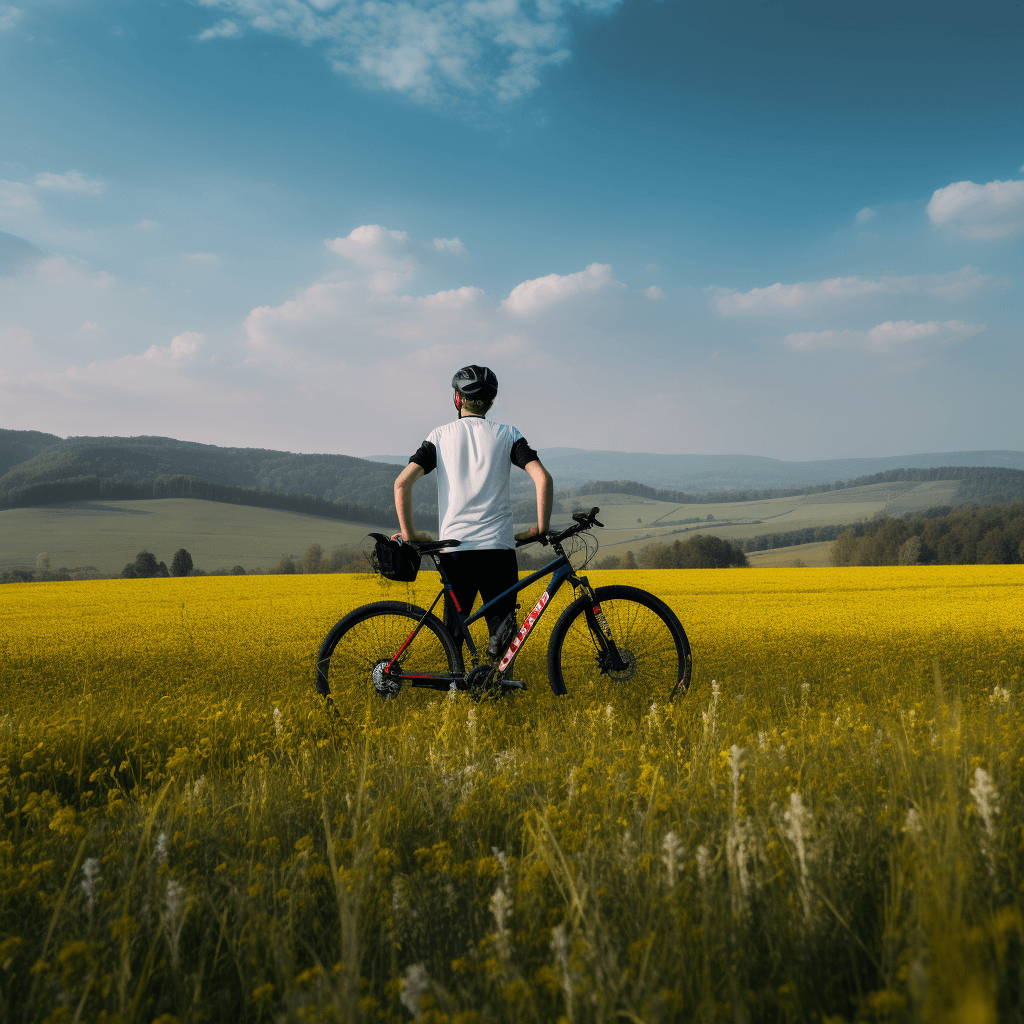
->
[2, 565, 1023, 1022]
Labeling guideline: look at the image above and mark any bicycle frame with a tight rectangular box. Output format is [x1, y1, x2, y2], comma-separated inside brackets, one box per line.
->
[383, 547, 584, 695]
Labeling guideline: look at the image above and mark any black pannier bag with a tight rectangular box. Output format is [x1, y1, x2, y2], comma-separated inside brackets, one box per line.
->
[368, 533, 421, 582]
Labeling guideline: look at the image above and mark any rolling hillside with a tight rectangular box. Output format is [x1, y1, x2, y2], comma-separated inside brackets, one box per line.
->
[0, 499, 387, 574]
[565, 479, 964, 557]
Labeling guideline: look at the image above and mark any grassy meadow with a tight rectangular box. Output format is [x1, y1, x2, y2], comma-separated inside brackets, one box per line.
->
[579, 480, 961, 555]
[2, 565, 1023, 1022]
[0, 499, 386, 574]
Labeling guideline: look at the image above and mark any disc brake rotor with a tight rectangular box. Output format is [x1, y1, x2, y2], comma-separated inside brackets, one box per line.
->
[370, 659, 402, 698]
[602, 648, 638, 682]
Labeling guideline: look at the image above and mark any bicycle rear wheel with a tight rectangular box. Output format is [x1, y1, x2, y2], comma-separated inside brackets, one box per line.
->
[547, 585, 691, 700]
[315, 601, 464, 701]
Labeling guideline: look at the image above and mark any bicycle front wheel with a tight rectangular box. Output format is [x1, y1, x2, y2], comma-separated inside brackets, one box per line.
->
[315, 601, 464, 701]
[547, 585, 692, 700]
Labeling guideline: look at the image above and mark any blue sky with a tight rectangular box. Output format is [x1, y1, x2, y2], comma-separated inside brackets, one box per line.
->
[1, 0, 1022, 459]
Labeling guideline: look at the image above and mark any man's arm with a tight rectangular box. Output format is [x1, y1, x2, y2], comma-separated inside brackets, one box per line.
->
[515, 459, 553, 542]
[393, 463, 431, 542]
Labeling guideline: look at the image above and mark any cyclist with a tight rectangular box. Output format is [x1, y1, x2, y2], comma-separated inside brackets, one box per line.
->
[392, 364, 553, 658]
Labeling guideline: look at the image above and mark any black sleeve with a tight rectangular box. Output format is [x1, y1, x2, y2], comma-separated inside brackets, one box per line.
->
[408, 440, 436, 474]
[511, 437, 539, 470]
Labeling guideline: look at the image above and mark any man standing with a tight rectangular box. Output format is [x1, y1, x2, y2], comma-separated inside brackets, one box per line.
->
[392, 365, 552, 655]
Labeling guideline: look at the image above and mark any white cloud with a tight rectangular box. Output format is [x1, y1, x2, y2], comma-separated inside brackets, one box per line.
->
[143, 331, 204, 362]
[711, 266, 991, 317]
[32, 170, 105, 196]
[433, 236, 465, 254]
[192, 0, 622, 104]
[855, 206, 876, 224]
[501, 262, 619, 316]
[643, 285, 664, 300]
[325, 224, 414, 292]
[136, 219, 160, 230]
[927, 177, 1024, 240]
[0, 179, 39, 213]
[0, 6, 21, 32]
[197, 18, 242, 40]
[784, 320, 983, 353]
[183, 251, 221, 265]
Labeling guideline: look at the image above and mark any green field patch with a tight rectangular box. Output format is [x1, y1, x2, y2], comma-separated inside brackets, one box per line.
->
[0, 498, 386, 573]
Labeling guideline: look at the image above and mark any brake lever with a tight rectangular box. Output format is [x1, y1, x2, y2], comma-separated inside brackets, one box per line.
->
[593, 517, 604, 528]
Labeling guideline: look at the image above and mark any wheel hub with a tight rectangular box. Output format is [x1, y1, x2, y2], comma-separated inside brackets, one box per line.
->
[370, 659, 402, 698]
[601, 648, 638, 682]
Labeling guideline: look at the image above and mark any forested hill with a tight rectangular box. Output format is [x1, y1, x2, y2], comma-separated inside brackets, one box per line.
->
[0, 430, 427, 515]
[575, 466, 1024, 507]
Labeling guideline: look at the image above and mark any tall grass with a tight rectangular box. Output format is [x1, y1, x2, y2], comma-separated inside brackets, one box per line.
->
[1, 567, 1022, 1022]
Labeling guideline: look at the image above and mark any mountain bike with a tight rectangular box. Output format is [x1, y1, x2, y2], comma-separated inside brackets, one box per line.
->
[314, 507, 692, 702]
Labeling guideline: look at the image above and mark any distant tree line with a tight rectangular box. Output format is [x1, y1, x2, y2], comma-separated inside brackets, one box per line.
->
[831, 504, 1024, 566]
[737, 524, 849, 553]
[599, 534, 748, 569]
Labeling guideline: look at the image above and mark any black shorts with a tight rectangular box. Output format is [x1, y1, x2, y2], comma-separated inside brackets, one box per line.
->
[438, 548, 519, 641]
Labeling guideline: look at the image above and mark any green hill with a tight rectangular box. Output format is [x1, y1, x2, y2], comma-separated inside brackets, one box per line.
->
[568, 479, 966, 556]
[0, 499, 387, 575]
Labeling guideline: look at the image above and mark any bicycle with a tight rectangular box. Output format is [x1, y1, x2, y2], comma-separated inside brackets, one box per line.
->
[314, 507, 692, 702]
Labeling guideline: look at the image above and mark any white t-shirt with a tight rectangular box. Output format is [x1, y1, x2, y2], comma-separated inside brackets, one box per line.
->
[409, 417, 538, 551]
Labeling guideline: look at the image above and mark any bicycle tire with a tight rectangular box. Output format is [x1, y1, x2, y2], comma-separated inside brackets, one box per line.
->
[546, 585, 692, 700]
[314, 601, 464, 701]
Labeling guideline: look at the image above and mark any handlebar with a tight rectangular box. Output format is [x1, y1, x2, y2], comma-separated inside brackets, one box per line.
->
[516, 506, 603, 547]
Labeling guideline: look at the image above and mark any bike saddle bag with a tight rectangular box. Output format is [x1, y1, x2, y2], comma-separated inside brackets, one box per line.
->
[369, 533, 421, 582]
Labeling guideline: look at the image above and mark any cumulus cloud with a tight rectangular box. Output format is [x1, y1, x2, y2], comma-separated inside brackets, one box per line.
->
[855, 206, 876, 224]
[501, 262, 620, 316]
[32, 170, 105, 196]
[711, 266, 991, 317]
[325, 224, 415, 292]
[433, 236, 465, 254]
[197, 18, 241, 40]
[784, 320, 983, 353]
[191, 0, 622, 104]
[143, 331, 204, 362]
[0, 6, 21, 31]
[927, 177, 1024, 240]
[0, 179, 39, 213]
[643, 285, 664, 300]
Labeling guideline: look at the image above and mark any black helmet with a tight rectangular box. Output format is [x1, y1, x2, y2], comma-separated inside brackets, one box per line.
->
[451, 364, 498, 401]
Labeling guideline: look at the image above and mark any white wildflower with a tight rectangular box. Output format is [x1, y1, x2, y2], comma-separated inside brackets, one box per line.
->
[490, 885, 513, 961]
[493, 748, 516, 771]
[162, 877, 189, 969]
[192, 775, 206, 799]
[729, 745, 744, 811]
[661, 831, 684, 887]
[702, 680, 720, 734]
[990, 686, 1011, 704]
[696, 844, 711, 886]
[551, 925, 573, 1018]
[970, 766, 1000, 876]
[726, 746, 751, 919]
[80, 857, 100, 912]
[154, 830, 168, 865]
[903, 807, 923, 835]
[782, 791, 814, 921]
[399, 962, 431, 1018]
[273, 706, 283, 736]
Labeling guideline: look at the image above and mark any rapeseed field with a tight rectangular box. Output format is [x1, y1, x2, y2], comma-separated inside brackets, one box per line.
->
[2, 566, 1023, 1023]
